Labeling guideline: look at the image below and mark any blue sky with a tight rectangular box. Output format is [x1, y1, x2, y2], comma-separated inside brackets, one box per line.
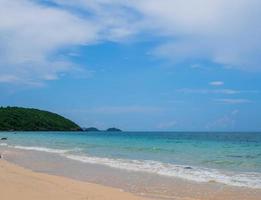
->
[0, 0, 261, 131]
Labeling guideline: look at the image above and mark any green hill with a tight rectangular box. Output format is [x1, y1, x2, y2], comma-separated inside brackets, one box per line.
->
[0, 107, 82, 131]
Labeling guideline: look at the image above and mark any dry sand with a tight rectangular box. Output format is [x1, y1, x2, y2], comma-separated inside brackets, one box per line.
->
[0, 159, 156, 200]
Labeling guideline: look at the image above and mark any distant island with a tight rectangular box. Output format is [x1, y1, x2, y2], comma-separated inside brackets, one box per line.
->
[106, 127, 122, 132]
[83, 127, 122, 132]
[0, 107, 82, 131]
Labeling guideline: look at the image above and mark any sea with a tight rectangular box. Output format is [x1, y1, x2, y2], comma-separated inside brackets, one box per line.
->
[0, 131, 261, 190]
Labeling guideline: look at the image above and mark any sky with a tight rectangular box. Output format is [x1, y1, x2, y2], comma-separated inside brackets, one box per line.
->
[0, 0, 261, 131]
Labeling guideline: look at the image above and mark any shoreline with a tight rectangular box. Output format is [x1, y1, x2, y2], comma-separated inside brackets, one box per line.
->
[1, 148, 261, 200]
[0, 158, 154, 200]
[2, 142, 261, 189]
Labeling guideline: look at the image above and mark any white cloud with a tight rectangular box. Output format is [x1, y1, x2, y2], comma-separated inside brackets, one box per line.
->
[209, 81, 224, 86]
[214, 98, 252, 104]
[51, 0, 140, 41]
[0, 0, 101, 85]
[1, 0, 261, 86]
[55, 0, 261, 70]
[131, 0, 261, 70]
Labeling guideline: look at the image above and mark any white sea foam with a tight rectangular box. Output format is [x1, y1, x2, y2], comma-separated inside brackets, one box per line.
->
[13, 145, 69, 154]
[0, 143, 8, 146]
[3, 144, 261, 189]
[65, 154, 261, 189]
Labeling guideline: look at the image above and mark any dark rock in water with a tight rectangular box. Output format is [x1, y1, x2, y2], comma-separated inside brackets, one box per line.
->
[227, 155, 243, 158]
[106, 127, 122, 132]
[1, 137, 7, 140]
[184, 166, 192, 170]
[83, 127, 100, 132]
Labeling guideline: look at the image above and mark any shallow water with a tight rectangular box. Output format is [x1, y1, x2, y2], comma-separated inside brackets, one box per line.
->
[0, 131, 261, 188]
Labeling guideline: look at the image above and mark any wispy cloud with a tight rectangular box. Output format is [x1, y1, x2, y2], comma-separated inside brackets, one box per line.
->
[214, 98, 252, 104]
[0, 75, 21, 83]
[131, 0, 261, 70]
[206, 110, 239, 130]
[0, 0, 136, 86]
[0, 0, 101, 85]
[176, 88, 258, 95]
[90, 106, 164, 114]
[209, 81, 224, 86]
[157, 120, 177, 129]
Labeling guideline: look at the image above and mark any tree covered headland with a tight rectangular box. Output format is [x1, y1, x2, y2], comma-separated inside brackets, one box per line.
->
[0, 107, 82, 131]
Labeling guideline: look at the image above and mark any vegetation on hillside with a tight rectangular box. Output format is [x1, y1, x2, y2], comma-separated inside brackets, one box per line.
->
[0, 107, 82, 131]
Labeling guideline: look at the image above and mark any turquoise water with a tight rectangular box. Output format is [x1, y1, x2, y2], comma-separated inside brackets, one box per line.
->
[0, 131, 261, 188]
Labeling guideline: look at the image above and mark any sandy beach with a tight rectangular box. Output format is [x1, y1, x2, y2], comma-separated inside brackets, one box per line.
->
[1, 149, 261, 200]
[0, 159, 154, 200]
[0, 147, 261, 200]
